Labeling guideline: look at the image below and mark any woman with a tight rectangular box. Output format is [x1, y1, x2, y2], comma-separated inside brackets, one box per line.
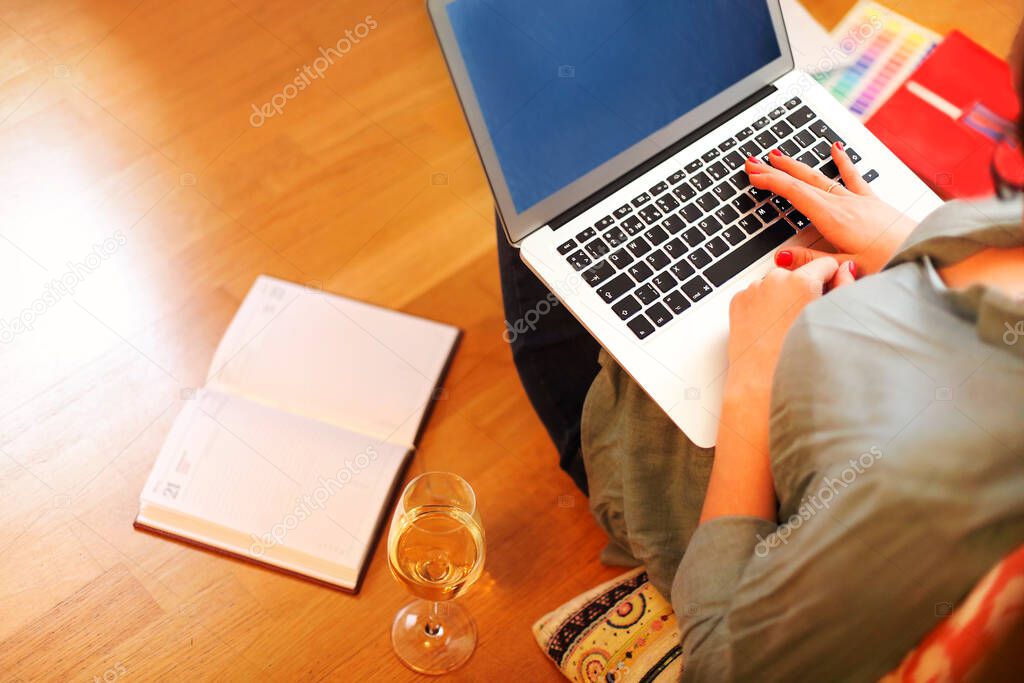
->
[498, 22, 1024, 683]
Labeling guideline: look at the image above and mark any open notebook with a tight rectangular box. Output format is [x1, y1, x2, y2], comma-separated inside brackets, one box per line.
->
[135, 276, 460, 592]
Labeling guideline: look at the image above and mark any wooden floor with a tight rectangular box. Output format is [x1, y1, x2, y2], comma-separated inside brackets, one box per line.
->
[0, 1, 1019, 681]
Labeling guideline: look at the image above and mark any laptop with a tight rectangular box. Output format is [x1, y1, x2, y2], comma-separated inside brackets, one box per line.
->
[428, 0, 941, 447]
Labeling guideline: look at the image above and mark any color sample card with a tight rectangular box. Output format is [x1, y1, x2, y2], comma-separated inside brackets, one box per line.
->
[815, 1, 940, 120]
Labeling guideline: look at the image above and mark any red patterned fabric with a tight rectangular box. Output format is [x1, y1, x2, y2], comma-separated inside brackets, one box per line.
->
[880, 545, 1024, 682]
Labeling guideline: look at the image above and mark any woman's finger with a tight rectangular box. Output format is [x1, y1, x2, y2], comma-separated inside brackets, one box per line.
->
[828, 260, 857, 291]
[775, 246, 855, 270]
[746, 158, 832, 220]
[793, 255, 840, 285]
[768, 149, 852, 195]
[832, 142, 872, 195]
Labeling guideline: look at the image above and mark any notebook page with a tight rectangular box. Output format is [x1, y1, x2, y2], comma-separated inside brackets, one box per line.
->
[141, 390, 408, 574]
[206, 276, 458, 448]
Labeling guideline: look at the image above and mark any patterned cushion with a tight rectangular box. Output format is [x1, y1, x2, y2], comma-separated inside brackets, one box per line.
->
[534, 546, 1024, 683]
[532, 567, 682, 682]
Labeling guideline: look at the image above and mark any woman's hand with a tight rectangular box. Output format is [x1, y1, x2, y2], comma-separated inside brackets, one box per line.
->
[725, 257, 856, 400]
[745, 142, 918, 274]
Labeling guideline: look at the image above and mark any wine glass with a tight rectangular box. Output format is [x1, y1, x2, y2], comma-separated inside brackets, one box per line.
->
[387, 472, 485, 674]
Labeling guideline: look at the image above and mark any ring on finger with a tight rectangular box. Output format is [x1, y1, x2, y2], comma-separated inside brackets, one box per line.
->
[825, 180, 841, 194]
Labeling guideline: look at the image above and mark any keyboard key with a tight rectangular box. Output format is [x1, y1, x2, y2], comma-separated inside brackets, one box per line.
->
[701, 148, 720, 163]
[687, 248, 712, 269]
[646, 302, 673, 327]
[656, 193, 680, 214]
[771, 121, 793, 138]
[622, 215, 645, 235]
[712, 182, 737, 201]
[722, 226, 745, 245]
[597, 273, 634, 302]
[585, 238, 611, 259]
[576, 227, 596, 242]
[613, 294, 642, 320]
[755, 130, 777, 148]
[707, 161, 728, 180]
[626, 237, 652, 257]
[663, 237, 686, 258]
[684, 159, 703, 173]
[862, 168, 879, 183]
[719, 138, 737, 152]
[696, 192, 719, 212]
[704, 219, 794, 287]
[797, 151, 819, 168]
[664, 290, 691, 315]
[786, 106, 816, 128]
[723, 151, 745, 170]
[771, 195, 792, 212]
[698, 215, 723, 236]
[738, 214, 763, 234]
[681, 276, 714, 303]
[736, 126, 754, 141]
[672, 182, 696, 203]
[627, 315, 656, 339]
[845, 147, 862, 164]
[820, 160, 840, 179]
[753, 116, 771, 130]
[608, 248, 634, 269]
[557, 239, 577, 255]
[810, 120, 843, 144]
[785, 97, 802, 109]
[668, 170, 686, 185]
[671, 260, 695, 281]
[731, 172, 751, 190]
[614, 204, 633, 219]
[715, 205, 740, 225]
[644, 225, 668, 245]
[739, 141, 761, 159]
[811, 140, 832, 160]
[705, 236, 728, 258]
[794, 130, 816, 148]
[750, 186, 772, 201]
[786, 209, 811, 230]
[768, 106, 786, 120]
[661, 213, 685, 234]
[732, 193, 756, 214]
[605, 226, 627, 247]
[635, 283, 659, 305]
[629, 261, 653, 282]
[595, 215, 614, 230]
[690, 172, 713, 191]
[679, 203, 702, 223]
[583, 260, 615, 286]
[755, 203, 780, 223]
[567, 249, 591, 271]
[631, 191, 652, 207]
[681, 227, 704, 247]
[649, 181, 669, 196]
[639, 205, 663, 225]
[652, 271, 676, 293]
[645, 249, 671, 270]
[779, 139, 800, 156]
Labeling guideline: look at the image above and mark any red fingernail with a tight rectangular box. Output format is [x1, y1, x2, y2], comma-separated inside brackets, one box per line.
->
[835, 141, 845, 151]
[770, 149, 783, 157]
[775, 250, 793, 267]
[848, 261, 857, 276]
[747, 156, 760, 164]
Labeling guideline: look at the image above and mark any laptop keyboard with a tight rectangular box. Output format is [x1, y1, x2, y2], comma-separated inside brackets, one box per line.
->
[557, 97, 879, 340]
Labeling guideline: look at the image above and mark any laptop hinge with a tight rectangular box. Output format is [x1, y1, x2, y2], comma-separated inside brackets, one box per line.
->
[548, 84, 777, 232]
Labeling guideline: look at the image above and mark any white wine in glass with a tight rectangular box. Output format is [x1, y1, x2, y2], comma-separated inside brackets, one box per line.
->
[387, 472, 484, 674]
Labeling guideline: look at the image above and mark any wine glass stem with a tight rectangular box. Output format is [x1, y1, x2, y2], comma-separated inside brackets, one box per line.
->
[424, 601, 443, 637]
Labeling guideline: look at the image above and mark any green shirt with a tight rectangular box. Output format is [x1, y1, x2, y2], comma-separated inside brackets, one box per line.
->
[580, 197, 1024, 682]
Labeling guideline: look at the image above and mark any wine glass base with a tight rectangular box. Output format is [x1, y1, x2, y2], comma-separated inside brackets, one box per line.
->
[391, 599, 477, 675]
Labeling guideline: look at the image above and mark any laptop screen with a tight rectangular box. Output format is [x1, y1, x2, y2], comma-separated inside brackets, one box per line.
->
[432, 0, 792, 242]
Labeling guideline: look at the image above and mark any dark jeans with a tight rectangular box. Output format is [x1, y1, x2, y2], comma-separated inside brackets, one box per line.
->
[496, 216, 601, 494]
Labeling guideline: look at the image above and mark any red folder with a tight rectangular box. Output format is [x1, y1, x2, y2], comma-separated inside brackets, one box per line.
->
[867, 31, 1020, 199]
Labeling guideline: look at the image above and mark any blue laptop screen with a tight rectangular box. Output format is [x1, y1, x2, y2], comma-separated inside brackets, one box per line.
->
[446, 1, 781, 213]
